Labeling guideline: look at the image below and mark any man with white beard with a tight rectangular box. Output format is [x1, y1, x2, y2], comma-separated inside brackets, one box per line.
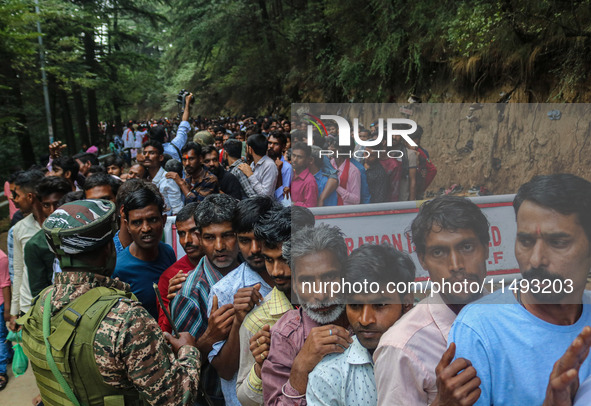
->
[261, 224, 353, 405]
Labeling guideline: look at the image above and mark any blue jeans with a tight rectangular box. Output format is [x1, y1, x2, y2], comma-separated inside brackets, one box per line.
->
[0, 303, 13, 374]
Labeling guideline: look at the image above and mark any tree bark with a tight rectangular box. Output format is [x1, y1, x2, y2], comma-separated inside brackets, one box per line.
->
[58, 89, 77, 154]
[83, 27, 100, 146]
[73, 84, 90, 147]
[110, 6, 122, 124]
[0, 59, 36, 168]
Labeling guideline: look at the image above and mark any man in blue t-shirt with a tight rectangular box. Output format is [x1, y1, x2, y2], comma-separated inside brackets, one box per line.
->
[449, 174, 591, 406]
[113, 186, 176, 320]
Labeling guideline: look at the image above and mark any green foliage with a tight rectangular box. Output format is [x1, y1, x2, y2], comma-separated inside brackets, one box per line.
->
[2, 0, 591, 186]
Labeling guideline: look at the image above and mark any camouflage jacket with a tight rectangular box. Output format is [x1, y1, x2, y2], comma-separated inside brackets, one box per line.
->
[42, 271, 201, 406]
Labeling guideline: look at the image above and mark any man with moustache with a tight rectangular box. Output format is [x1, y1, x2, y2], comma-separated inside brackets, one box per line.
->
[307, 244, 416, 405]
[262, 224, 353, 405]
[205, 196, 277, 405]
[202, 145, 243, 200]
[157, 202, 203, 333]
[450, 174, 591, 406]
[126, 163, 147, 179]
[143, 139, 183, 215]
[170, 194, 239, 358]
[291, 143, 318, 208]
[267, 132, 292, 202]
[112, 186, 176, 320]
[236, 206, 296, 406]
[167, 142, 219, 204]
[238, 134, 278, 198]
[374, 196, 490, 405]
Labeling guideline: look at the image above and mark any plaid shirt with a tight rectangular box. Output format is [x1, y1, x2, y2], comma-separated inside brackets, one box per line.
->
[170, 256, 223, 338]
[185, 169, 219, 204]
[228, 159, 258, 199]
[236, 287, 293, 405]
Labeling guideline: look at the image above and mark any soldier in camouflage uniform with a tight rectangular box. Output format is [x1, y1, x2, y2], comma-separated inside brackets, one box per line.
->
[19, 200, 201, 406]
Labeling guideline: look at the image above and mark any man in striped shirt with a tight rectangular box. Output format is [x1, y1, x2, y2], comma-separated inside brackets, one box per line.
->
[171, 194, 240, 361]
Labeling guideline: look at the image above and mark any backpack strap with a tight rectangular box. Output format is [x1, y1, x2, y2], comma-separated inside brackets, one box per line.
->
[49, 287, 116, 351]
[43, 292, 82, 406]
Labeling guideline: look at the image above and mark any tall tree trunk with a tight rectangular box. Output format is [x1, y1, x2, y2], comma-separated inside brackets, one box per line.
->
[73, 84, 90, 147]
[83, 27, 100, 146]
[49, 76, 58, 147]
[58, 89, 76, 154]
[1, 59, 36, 168]
[110, 6, 122, 124]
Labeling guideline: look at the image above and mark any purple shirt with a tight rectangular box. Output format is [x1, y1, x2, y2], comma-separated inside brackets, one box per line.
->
[291, 168, 318, 208]
[261, 307, 321, 405]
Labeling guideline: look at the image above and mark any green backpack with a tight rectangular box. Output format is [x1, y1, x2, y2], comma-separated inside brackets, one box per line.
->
[19, 286, 146, 406]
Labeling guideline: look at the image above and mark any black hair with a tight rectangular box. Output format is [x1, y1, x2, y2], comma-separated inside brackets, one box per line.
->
[513, 174, 591, 241]
[233, 195, 278, 234]
[164, 159, 183, 177]
[52, 156, 80, 180]
[292, 142, 312, 158]
[8, 170, 24, 184]
[346, 244, 416, 290]
[73, 152, 99, 166]
[181, 142, 202, 157]
[409, 195, 490, 256]
[246, 133, 268, 156]
[83, 172, 121, 197]
[116, 178, 146, 213]
[254, 206, 291, 249]
[194, 194, 238, 231]
[201, 145, 217, 157]
[176, 202, 199, 224]
[291, 206, 315, 230]
[224, 139, 243, 159]
[15, 170, 45, 193]
[36, 176, 71, 199]
[268, 132, 287, 147]
[214, 135, 224, 142]
[149, 125, 166, 144]
[123, 186, 165, 220]
[143, 139, 164, 155]
[88, 165, 106, 175]
[57, 190, 83, 207]
[104, 155, 125, 169]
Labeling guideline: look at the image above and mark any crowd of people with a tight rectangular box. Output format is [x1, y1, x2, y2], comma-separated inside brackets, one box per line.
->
[0, 92, 590, 406]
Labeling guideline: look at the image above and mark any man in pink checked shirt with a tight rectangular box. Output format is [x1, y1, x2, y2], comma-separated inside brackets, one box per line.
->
[290, 143, 318, 208]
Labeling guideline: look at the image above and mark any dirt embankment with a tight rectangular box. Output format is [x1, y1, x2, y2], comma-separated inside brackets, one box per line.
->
[336, 102, 591, 195]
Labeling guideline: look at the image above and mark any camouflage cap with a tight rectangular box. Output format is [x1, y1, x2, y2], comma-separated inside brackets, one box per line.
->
[194, 130, 214, 146]
[43, 200, 117, 256]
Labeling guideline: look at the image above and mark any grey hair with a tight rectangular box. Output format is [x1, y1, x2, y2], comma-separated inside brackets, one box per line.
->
[290, 224, 347, 271]
[194, 194, 238, 231]
[282, 239, 291, 264]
